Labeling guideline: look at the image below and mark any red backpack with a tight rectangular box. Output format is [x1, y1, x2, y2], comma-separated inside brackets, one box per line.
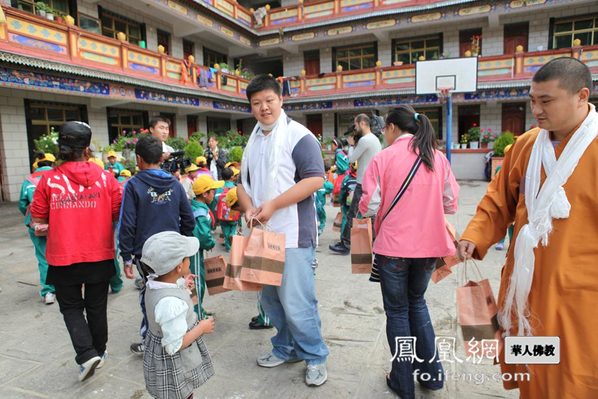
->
[216, 187, 241, 222]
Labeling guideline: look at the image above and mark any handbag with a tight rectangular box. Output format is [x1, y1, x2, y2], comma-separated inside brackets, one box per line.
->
[369, 156, 422, 282]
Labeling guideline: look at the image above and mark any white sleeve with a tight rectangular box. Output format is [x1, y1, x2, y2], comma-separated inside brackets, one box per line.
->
[154, 297, 190, 355]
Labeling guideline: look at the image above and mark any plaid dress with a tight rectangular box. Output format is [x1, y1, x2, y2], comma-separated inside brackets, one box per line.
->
[144, 286, 214, 399]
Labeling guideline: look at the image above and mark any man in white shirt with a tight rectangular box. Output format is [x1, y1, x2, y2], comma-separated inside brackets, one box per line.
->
[237, 75, 329, 387]
[330, 114, 382, 255]
[149, 116, 175, 157]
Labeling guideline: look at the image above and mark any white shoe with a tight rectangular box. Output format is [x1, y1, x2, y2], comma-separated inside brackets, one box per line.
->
[97, 351, 107, 369]
[305, 362, 328, 386]
[78, 356, 101, 382]
[44, 292, 56, 305]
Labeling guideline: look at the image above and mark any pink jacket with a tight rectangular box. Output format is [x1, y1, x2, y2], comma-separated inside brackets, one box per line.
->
[359, 134, 459, 258]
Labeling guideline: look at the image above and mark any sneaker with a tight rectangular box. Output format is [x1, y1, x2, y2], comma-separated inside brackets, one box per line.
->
[495, 242, 505, 251]
[130, 342, 144, 355]
[249, 319, 273, 330]
[43, 292, 56, 305]
[256, 352, 301, 368]
[96, 351, 107, 369]
[78, 356, 101, 382]
[305, 363, 327, 386]
[329, 242, 350, 255]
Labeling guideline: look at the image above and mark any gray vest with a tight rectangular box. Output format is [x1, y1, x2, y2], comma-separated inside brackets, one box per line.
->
[145, 286, 198, 337]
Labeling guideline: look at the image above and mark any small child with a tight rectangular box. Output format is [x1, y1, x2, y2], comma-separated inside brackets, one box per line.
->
[105, 150, 125, 178]
[118, 169, 132, 185]
[339, 162, 358, 234]
[215, 168, 239, 251]
[315, 159, 334, 236]
[190, 174, 223, 319]
[141, 231, 215, 399]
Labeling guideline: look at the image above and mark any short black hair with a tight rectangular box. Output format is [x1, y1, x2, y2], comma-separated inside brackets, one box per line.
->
[149, 116, 170, 129]
[136, 135, 163, 164]
[533, 57, 592, 94]
[221, 167, 234, 181]
[246, 74, 281, 101]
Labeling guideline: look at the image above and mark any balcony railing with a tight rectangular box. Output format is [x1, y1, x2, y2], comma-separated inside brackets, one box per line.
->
[1, 6, 597, 103]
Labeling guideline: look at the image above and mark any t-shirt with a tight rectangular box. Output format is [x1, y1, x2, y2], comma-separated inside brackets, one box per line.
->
[350, 132, 382, 184]
[244, 120, 325, 248]
[162, 142, 175, 153]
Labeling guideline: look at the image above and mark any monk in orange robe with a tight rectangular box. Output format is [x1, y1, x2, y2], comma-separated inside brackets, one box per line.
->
[459, 57, 598, 399]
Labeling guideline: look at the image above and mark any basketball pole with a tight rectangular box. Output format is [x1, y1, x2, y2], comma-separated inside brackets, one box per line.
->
[446, 91, 453, 163]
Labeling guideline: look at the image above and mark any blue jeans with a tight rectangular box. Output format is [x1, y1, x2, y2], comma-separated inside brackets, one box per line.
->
[377, 255, 444, 399]
[260, 247, 329, 365]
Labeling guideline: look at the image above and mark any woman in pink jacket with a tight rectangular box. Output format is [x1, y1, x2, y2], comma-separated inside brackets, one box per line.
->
[359, 105, 459, 399]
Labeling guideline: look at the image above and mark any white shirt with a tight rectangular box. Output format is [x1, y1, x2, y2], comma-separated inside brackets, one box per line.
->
[147, 279, 189, 355]
[162, 142, 175, 153]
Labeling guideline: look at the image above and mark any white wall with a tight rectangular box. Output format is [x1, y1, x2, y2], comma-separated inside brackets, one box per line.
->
[322, 113, 335, 138]
[283, 53, 304, 77]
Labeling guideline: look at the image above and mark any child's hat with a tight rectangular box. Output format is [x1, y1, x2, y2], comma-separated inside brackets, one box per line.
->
[120, 169, 132, 177]
[106, 150, 118, 159]
[230, 167, 240, 177]
[141, 231, 199, 276]
[195, 156, 207, 165]
[185, 163, 199, 174]
[32, 153, 56, 169]
[192, 174, 224, 195]
[225, 186, 238, 208]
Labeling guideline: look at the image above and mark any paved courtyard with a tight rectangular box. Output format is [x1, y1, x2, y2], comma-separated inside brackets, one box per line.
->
[0, 181, 519, 399]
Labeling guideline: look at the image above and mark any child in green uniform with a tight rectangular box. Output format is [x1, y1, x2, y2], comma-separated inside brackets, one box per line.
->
[104, 150, 125, 178]
[215, 168, 239, 251]
[190, 174, 223, 319]
[18, 153, 56, 304]
[316, 160, 334, 236]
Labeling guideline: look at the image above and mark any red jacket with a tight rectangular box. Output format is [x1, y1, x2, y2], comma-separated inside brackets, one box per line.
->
[31, 161, 122, 266]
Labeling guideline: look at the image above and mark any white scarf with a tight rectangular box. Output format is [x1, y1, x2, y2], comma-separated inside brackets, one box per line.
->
[241, 109, 289, 203]
[500, 104, 598, 337]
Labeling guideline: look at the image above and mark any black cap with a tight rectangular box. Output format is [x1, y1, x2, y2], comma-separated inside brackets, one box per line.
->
[59, 121, 92, 151]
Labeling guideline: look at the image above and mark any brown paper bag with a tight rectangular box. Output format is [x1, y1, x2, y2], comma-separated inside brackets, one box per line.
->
[204, 255, 229, 295]
[350, 218, 373, 274]
[332, 212, 342, 232]
[456, 262, 500, 356]
[223, 235, 262, 291]
[432, 220, 462, 283]
[241, 228, 286, 286]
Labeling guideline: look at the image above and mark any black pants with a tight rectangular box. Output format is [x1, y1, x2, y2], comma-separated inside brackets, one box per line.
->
[341, 183, 363, 247]
[54, 281, 110, 364]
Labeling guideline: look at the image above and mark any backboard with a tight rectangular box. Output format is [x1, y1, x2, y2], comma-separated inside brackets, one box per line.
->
[415, 57, 478, 95]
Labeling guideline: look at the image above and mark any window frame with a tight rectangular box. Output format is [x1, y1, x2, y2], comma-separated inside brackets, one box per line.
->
[332, 42, 377, 71]
[391, 34, 443, 65]
[551, 14, 598, 49]
[107, 108, 148, 144]
[98, 7, 144, 46]
[203, 47, 228, 68]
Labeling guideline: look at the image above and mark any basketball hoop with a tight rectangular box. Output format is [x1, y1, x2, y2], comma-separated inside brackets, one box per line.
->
[437, 87, 451, 104]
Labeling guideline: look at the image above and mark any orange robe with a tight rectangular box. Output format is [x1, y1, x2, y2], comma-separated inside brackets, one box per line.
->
[461, 127, 598, 399]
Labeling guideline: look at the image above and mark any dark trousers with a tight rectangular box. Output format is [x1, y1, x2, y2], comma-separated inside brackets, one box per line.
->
[135, 258, 152, 340]
[340, 183, 363, 247]
[54, 281, 110, 365]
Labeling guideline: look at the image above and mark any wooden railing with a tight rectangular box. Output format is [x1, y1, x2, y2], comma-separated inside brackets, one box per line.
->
[0, 7, 248, 98]
[1, 6, 598, 102]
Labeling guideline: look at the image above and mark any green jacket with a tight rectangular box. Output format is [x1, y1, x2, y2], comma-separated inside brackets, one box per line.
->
[105, 161, 125, 176]
[316, 180, 334, 209]
[18, 166, 53, 228]
[191, 199, 215, 251]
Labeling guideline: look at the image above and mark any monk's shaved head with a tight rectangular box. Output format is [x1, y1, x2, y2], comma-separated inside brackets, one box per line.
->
[533, 57, 592, 94]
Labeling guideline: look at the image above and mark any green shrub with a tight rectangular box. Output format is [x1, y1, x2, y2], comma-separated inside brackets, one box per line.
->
[166, 137, 187, 151]
[494, 131, 515, 157]
[184, 140, 204, 162]
[229, 146, 244, 163]
[34, 127, 59, 156]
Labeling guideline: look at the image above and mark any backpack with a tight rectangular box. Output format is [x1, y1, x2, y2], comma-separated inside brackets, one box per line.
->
[216, 187, 241, 222]
[370, 113, 385, 138]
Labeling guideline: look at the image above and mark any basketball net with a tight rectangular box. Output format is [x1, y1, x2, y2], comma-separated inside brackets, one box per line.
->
[437, 87, 451, 104]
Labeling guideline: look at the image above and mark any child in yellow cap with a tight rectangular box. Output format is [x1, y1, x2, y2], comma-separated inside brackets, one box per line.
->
[105, 150, 125, 178]
[118, 169, 132, 185]
[190, 175, 224, 318]
[215, 169, 241, 251]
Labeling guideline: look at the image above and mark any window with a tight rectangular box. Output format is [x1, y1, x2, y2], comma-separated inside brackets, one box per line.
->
[459, 28, 482, 56]
[304, 50, 320, 76]
[203, 48, 228, 68]
[207, 117, 231, 135]
[25, 100, 87, 165]
[552, 15, 598, 48]
[157, 29, 171, 55]
[107, 108, 148, 144]
[392, 35, 443, 65]
[333, 43, 377, 71]
[183, 40, 195, 61]
[99, 7, 144, 46]
[416, 107, 443, 139]
[78, 13, 102, 35]
[13, 0, 70, 15]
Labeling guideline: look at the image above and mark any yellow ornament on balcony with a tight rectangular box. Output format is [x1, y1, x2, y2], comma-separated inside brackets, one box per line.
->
[213, 63, 220, 70]
[464, 50, 472, 57]
[265, 4, 271, 11]
[336, 65, 343, 72]
[418, 55, 425, 61]
[573, 38, 582, 47]
[188, 55, 195, 64]
[515, 45, 524, 53]
[300, 69, 306, 77]
[375, 60, 382, 67]
[117, 32, 127, 42]
[64, 15, 75, 27]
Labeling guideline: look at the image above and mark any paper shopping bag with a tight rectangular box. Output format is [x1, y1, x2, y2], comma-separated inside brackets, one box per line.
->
[332, 212, 342, 232]
[223, 235, 262, 291]
[456, 262, 500, 356]
[241, 228, 286, 286]
[432, 220, 462, 283]
[350, 218, 373, 274]
[204, 255, 229, 295]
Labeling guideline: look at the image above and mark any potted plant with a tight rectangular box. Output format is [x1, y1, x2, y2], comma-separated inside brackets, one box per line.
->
[35, 2, 47, 17]
[480, 128, 498, 149]
[45, 5, 55, 20]
[490, 131, 515, 178]
[33, 127, 59, 157]
[459, 133, 469, 149]
[467, 126, 480, 149]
